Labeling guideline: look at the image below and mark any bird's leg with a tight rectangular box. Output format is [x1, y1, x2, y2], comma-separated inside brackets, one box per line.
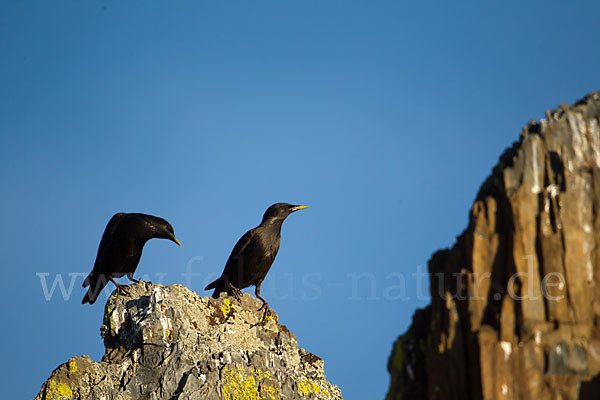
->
[223, 275, 243, 302]
[109, 277, 130, 295]
[255, 283, 271, 322]
[229, 285, 243, 302]
[127, 273, 143, 284]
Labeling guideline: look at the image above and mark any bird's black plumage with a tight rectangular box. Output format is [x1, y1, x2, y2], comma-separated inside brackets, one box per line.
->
[205, 203, 308, 314]
[82, 212, 181, 304]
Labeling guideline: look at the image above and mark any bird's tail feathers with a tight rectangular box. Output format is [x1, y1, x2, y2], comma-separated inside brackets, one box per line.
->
[205, 277, 225, 299]
[81, 274, 108, 304]
[82, 273, 92, 288]
[204, 277, 221, 291]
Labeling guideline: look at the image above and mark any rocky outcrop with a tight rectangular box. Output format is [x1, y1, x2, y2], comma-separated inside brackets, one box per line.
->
[35, 282, 341, 400]
[387, 92, 600, 400]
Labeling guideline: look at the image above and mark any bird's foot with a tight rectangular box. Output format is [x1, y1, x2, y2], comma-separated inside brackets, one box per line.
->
[258, 304, 273, 324]
[115, 284, 130, 295]
[128, 275, 145, 284]
[230, 287, 243, 302]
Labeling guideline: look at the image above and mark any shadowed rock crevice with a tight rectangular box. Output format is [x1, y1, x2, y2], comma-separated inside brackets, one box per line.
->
[387, 92, 600, 400]
[35, 283, 342, 400]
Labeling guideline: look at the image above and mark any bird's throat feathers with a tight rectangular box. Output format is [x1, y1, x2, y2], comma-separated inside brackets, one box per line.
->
[260, 217, 285, 233]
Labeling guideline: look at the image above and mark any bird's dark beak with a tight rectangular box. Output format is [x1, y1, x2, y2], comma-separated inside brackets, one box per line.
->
[290, 205, 309, 212]
[173, 236, 182, 246]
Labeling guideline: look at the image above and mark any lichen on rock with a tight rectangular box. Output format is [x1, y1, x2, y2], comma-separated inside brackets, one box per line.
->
[34, 282, 341, 400]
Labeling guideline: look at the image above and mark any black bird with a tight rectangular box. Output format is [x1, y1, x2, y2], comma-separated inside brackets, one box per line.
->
[205, 203, 308, 317]
[82, 213, 181, 304]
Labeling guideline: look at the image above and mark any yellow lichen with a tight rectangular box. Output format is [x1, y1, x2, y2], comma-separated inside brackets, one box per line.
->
[68, 359, 78, 373]
[165, 329, 171, 339]
[221, 298, 234, 317]
[46, 380, 73, 399]
[103, 307, 116, 332]
[261, 385, 279, 400]
[221, 366, 280, 400]
[260, 313, 276, 324]
[297, 378, 322, 396]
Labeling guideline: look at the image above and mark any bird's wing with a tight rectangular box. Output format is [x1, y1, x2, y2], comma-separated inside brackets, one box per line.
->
[90, 213, 126, 273]
[83, 213, 126, 289]
[97, 213, 126, 254]
[222, 228, 257, 278]
[229, 228, 257, 258]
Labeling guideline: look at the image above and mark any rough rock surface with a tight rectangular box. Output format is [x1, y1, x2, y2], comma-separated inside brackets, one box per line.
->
[387, 92, 600, 400]
[35, 282, 342, 400]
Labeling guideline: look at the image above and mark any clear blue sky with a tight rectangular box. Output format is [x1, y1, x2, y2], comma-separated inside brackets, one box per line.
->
[1, 1, 599, 399]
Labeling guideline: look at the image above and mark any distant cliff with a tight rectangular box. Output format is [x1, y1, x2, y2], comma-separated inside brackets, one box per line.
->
[35, 282, 341, 399]
[387, 92, 600, 400]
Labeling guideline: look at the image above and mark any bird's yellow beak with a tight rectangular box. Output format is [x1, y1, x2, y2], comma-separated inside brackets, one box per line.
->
[173, 237, 182, 246]
[292, 205, 309, 212]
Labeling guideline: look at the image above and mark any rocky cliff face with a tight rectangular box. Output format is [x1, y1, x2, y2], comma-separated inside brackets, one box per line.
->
[387, 92, 600, 400]
[35, 282, 341, 400]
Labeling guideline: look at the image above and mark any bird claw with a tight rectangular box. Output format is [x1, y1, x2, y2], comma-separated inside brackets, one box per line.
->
[128, 275, 145, 284]
[231, 287, 243, 302]
[258, 304, 272, 323]
[116, 285, 130, 295]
